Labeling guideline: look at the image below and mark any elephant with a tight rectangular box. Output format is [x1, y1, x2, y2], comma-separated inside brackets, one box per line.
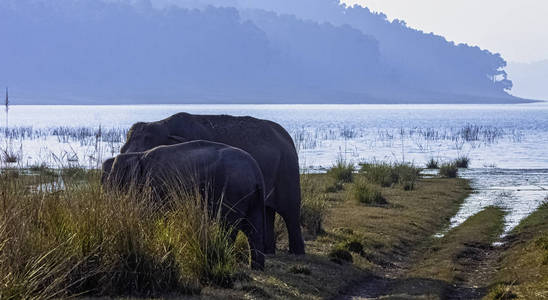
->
[103, 140, 266, 270]
[117, 113, 305, 255]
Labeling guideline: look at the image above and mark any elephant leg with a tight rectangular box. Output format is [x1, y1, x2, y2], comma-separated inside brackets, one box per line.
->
[241, 220, 265, 270]
[280, 210, 305, 255]
[274, 159, 305, 255]
[264, 206, 276, 254]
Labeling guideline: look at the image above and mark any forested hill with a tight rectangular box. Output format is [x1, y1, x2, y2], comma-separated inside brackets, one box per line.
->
[0, 0, 529, 104]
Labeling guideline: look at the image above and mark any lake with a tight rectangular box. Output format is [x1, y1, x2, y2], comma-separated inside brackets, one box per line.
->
[1, 103, 547, 237]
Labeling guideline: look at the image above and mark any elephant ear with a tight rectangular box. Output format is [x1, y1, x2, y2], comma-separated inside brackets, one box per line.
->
[167, 135, 187, 144]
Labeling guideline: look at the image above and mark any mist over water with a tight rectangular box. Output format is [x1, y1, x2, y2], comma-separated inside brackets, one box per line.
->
[0, 0, 518, 104]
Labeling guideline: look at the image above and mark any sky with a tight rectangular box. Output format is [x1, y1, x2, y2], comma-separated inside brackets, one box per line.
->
[343, 0, 548, 64]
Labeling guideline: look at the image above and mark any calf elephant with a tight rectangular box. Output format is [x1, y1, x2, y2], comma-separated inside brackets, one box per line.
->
[103, 140, 266, 269]
[119, 113, 305, 255]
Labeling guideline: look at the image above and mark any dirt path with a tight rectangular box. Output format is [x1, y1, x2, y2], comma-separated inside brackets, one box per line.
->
[337, 207, 506, 300]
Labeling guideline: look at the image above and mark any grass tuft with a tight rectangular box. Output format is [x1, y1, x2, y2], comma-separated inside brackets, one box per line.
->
[455, 156, 470, 168]
[359, 162, 421, 190]
[300, 175, 329, 236]
[349, 177, 386, 206]
[439, 162, 458, 178]
[326, 158, 354, 184]
[426, 157, 439, 169]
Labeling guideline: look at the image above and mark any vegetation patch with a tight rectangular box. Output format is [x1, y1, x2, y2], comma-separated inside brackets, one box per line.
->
[426, 157, 440, 169]
[0, 167, 472, 299]
[326, 158, 355, 184]
[439, 162, 458, 178]
[359, 162, 421, 190]
[455, 156, 471, 168]
[350, 177, 387, 206]
[485, 201, 548, 299]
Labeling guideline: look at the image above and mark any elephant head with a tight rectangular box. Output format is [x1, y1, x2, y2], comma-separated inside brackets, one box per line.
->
[121, 122, 188, 153]
[105, 153, 142, 192]
[101, 157, 115, 186]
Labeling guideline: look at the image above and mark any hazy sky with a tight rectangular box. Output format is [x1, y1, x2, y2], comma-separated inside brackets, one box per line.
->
[343, 0, 548, 63]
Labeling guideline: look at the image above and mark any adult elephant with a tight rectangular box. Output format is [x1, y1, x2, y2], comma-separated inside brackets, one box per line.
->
[119, 112, 304, 255]
[103, 140, 266, 269]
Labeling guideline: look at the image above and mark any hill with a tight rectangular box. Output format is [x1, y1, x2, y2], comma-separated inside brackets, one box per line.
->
[0, 0, 530, 104]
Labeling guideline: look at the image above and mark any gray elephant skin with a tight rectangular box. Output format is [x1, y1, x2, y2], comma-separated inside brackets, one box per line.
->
[118, 112, 305, 255]
[103, 140, 266, 269]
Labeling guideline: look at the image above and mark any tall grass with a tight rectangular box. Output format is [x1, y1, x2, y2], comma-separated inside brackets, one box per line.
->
[349, 177, 386, 206]
[439, 162, 458, 178]
[300, 175, 328, 236]
[426, 158, 439, 169]
[455, 156, 470, 168]
[0, 169, 240, 298]
[359, 162, 421, 190]
[326, 158, 354, 184]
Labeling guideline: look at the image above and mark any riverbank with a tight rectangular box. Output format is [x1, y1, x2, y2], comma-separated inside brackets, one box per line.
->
[1, 166, 545, 299]
[201, 174, 472, 299]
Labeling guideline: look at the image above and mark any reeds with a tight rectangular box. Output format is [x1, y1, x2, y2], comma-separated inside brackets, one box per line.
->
[439, 162, 458, 178]
[0, 168, 239, 298]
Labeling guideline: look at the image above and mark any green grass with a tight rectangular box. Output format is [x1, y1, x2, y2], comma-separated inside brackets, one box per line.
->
[349, 177, 386, 206]
[326, 158, 354, 184]
[409, 206, 506, 284]
[300, 175, 329, 236]
[359, 162, 421, 190]
[484, 200, 548, 299]
[439, 162, 458, 178]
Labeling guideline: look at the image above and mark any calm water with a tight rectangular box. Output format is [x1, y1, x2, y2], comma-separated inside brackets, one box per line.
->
[1, 103, 547, 236]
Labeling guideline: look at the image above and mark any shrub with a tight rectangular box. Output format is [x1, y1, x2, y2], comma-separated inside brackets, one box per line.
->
[455, 156, 470, 168]
[328, 248, 353, 264]
[426, 158, 439, 169]
[326, 158, 354, 184]
[350, 178, 386, 206]
[439, 162, 458, 178]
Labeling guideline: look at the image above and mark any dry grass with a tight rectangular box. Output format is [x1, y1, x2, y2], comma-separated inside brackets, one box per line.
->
[210, 175, 471, 299]
[0, 167, 472, 299]
[0, 169, 240, 298]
